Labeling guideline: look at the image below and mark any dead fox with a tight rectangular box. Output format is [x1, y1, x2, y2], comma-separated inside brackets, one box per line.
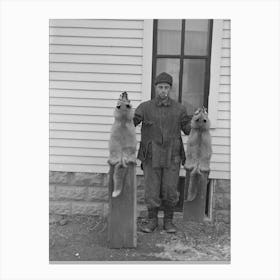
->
[108, 92, 137, 197]
[184, 107, 212, 201]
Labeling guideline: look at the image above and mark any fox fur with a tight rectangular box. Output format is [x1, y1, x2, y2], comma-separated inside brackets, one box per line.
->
[108, 92, 137, 197]
[184, 107, 212, 201]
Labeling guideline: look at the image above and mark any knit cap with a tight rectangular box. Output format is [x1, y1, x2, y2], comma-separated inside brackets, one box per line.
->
[154, 72, 173, 86]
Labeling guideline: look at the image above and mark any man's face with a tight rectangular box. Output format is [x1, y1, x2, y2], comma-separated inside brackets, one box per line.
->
[155, 83, 171, 99]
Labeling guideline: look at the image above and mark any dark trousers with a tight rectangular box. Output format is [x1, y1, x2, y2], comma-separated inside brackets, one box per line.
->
[142, 158, 180, 209]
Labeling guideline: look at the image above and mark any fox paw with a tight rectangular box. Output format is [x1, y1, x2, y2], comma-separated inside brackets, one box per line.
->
[108, 158, 119, 166]
[112, 189, 121, 197]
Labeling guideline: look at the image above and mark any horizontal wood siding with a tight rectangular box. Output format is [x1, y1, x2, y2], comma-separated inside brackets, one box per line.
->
[209, 19, 231, 179]
[50, 19, 144, 174]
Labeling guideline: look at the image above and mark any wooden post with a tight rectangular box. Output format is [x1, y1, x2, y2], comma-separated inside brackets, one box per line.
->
[183, 170, 209, 222]
[108, 163, 137, 248]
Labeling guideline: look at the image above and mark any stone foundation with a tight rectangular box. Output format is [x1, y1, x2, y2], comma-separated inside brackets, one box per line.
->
[49, 171, 146, 217]
[49, 171, 230, 223]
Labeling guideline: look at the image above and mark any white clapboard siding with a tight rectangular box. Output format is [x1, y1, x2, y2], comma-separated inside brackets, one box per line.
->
[49, 72, 142, 83]
[50, 54, 142, 65]
[50, 107, 115, 116]
[49, 97, 141, 108]
[50, 19, 231, 180]
[50, 81, 141, 92]
[50, 36, 143, 47]
[50, 19, 144, 175]
[220, 66, 230, 76]
[49, 19, 144, 29]
[217, 111, 230, 120]
[221, 48, 230, 58]
[50, 28, 143, 38]
[50, 63, 142, 74]
[208, 19, 231, 179]
[50, 123, 112, 132]
[218, 93, 230, 102]
[210, 128, 230, 137]
[50, 121, 142, 133]
[222, 38, 230, 48]
[50, 130, 141, 142]
[220, 76, 230, 85]
[50, 45, 143, 56]
[49, 89, 142, 100]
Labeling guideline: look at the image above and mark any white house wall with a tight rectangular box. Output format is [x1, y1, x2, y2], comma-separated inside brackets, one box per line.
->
[49, 19, 144, 174]
[49, 19, 230, 180]
[209, 19, 231, 180]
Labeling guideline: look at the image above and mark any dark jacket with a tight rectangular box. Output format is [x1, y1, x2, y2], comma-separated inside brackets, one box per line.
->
[133, 97, 191, 168]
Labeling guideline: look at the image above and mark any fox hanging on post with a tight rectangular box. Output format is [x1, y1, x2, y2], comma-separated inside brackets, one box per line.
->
[184, 107, 212, 201]
[108, 91, 137, 197]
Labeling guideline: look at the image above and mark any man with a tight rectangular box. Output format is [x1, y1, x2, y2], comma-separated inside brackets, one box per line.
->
[133, 72, 191, 233]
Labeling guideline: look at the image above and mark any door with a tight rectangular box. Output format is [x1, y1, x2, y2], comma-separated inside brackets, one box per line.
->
[151, 19, 213, 213]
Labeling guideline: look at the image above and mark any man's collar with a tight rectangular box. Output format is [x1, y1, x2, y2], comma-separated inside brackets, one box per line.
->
[155, 96, 172, 107]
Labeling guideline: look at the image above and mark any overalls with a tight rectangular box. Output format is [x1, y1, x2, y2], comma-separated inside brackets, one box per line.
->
[133, 97, 191, 209]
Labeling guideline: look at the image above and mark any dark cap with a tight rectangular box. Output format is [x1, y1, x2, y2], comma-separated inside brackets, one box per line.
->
[154, 72, 173, 86]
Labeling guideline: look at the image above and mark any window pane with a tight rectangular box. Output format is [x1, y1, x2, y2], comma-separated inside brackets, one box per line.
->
[182, 59, 206, 115]
[156, 59, 180, 102]
[157, 20, 182, 55]
[184, 20, 209, 56]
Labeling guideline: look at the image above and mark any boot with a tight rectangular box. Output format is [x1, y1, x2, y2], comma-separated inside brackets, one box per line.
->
[163, 208, 177, 233]
[141, 208, 158, 233]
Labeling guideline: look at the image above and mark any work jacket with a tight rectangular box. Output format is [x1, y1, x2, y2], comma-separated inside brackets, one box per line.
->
[133, 96, 191, 168]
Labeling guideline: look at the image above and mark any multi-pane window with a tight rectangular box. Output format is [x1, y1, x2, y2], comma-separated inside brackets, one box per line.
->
[152, 19, 213, 115]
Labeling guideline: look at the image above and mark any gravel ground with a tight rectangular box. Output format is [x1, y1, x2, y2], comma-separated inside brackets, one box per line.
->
[49, 214, 230, 263]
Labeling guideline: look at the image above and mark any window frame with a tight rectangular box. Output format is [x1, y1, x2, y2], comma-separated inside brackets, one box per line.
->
[151, 19, 213, 111]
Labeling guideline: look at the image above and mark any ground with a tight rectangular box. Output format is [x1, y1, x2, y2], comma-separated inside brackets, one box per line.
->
[49, 214, 230, 262]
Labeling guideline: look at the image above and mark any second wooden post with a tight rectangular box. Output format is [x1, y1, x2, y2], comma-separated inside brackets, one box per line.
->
[108, 163, 137, 248]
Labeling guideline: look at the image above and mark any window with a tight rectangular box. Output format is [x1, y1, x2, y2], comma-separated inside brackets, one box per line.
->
[151, 19, 213, 115]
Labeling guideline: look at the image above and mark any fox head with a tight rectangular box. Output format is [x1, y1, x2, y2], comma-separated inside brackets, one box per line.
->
[114, 91, 134, 122]
[191, 107, 210, 130]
